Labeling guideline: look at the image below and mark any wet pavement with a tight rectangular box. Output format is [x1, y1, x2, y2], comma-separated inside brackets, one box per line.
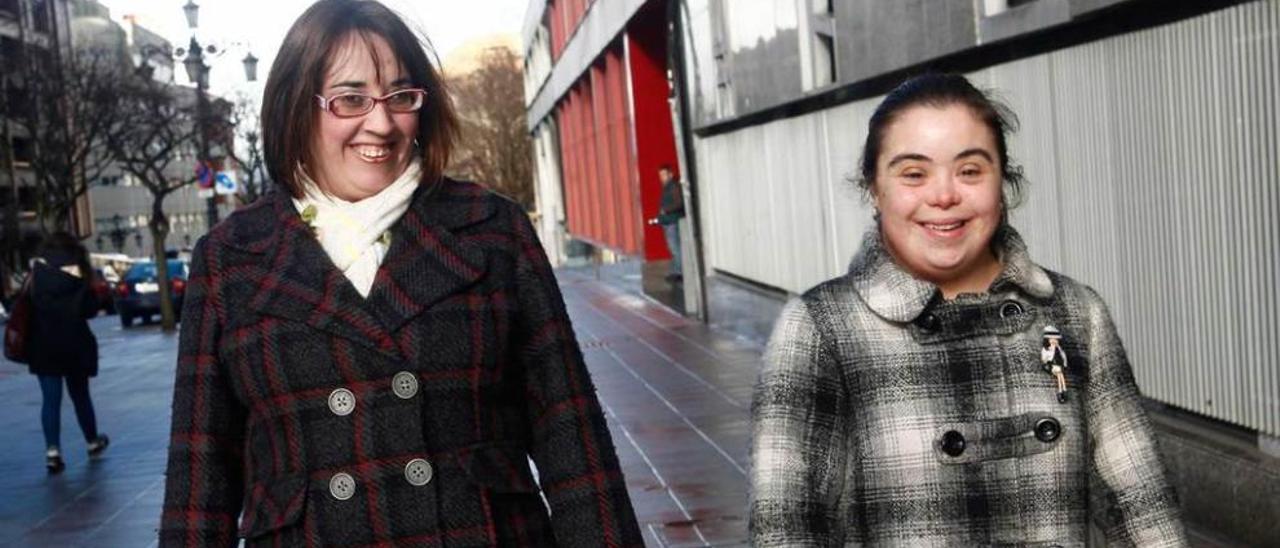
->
[0, 266, 760, 547]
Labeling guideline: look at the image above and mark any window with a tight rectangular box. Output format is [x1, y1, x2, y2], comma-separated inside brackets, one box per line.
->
[32, 0, 52, 33]
[0, 0, 17, 19]
[11, 137, 32, 166]
[984, 0, 1041, 16]
[799, 0, 837, 91]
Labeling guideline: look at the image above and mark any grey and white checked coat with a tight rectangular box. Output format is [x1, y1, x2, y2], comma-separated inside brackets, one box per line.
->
[750, 227, 1187, 547]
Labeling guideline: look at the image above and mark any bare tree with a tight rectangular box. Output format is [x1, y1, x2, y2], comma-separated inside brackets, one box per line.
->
[447, 46, 534, 209]
[9, 48, 131, 232]
[104, 76, 201, 332]
[222, 94, 269, 205]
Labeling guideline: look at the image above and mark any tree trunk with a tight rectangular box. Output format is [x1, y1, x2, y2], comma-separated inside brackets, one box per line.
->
[149, 200, 176, 332]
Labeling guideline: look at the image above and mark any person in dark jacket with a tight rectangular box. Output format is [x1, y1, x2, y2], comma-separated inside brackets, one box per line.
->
[656, 165, 685, 280]
[158, 1, 642, 546]
[27, 232, 109, 473]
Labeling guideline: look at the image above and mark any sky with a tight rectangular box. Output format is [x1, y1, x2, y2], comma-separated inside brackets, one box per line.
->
[97, 0, 530, 99]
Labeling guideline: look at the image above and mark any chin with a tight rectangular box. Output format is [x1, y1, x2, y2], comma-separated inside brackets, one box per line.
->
[910, 249, 970, 277]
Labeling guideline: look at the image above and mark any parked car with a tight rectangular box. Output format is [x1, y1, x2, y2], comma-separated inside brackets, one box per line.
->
[114, 260, 189, 328]
[91, 267, 116, 315]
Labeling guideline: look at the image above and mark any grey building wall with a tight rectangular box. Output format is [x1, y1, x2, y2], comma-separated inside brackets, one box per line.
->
[684, 1, 1280, 543]
[686, 0, 1248, 131]
[837, 1, 975, 85]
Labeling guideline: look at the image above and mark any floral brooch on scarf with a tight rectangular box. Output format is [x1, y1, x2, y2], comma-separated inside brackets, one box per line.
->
[298, 205, 393, 246]
[300, 205, 321, 237]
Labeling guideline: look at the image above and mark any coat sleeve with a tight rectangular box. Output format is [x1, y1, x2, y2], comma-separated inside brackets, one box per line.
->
[159, 237, 247, 547]
[510, 207, 643, 547]
[750, 297, 849, 546]
[1082, 287, 1188, 547]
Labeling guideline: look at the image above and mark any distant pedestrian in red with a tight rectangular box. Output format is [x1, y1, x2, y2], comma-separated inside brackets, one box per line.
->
[25, 232, 109, 473]
[158, 0, 641, 546]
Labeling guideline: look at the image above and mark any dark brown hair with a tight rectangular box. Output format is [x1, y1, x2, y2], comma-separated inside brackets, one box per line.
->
[261, 0, 458, 197]
[856, 73, 1026, 211]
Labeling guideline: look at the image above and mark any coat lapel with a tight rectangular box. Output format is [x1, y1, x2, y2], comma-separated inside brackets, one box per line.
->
[849, 225, 1055, 323]
[363, 180, 494, 334]
[247, 192, 401, 359]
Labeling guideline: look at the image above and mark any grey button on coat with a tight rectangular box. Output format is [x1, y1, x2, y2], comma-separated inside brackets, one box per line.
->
[750, 227, 1187, 547]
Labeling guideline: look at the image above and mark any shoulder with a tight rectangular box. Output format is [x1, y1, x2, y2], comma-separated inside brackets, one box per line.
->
[417, 177, 529, 234]
[1039, 269, 1120, 347]
[767, 275, 856, 359]
[202, 192, 282, 256]
[785, 273, 865, 332]
[1042, 269, 1110, 315]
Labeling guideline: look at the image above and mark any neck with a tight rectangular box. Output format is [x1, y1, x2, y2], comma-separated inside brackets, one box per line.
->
[936, 249, 1003, 299]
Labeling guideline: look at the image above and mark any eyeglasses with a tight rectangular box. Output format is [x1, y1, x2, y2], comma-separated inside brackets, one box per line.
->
[314, 88, 427, 118]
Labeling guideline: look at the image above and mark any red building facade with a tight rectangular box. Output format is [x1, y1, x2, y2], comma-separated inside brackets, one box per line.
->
[526, 0, 678, 260]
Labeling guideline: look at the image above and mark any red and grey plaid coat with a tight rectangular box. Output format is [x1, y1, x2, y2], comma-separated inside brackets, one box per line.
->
[159, 180, 643, 547]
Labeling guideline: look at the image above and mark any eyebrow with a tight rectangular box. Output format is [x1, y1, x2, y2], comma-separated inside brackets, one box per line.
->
[954, 148, 995, 163]
[886, 148, 996, 168]
[327, 78, 414, 92]
[886, 153, 931, 168]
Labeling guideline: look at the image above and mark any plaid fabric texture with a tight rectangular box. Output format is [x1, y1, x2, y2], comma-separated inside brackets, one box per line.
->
[750, 227, 1187, 547]
[160, 180, 642, 547]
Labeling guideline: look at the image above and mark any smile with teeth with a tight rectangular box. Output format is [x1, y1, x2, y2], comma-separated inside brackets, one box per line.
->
[354, 145, 392, 161]
[922, 220, 966, 232]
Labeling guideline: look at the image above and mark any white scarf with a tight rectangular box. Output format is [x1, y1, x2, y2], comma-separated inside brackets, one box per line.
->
[292, 160, 421, 297]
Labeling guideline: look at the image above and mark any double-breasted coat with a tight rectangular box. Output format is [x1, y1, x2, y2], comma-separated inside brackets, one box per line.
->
[750, 227, 1187, 547]
[159, 180, 643, 546]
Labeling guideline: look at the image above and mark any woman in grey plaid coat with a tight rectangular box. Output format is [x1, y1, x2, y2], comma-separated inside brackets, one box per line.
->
[749, 74, 1187, 547]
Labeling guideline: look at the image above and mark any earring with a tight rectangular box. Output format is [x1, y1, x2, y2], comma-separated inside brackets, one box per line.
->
[413, 138, 421, 149]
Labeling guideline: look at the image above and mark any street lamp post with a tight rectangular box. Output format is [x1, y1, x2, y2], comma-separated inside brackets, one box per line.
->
[178, 0, 258, 232]
[181, 38, 217, 230]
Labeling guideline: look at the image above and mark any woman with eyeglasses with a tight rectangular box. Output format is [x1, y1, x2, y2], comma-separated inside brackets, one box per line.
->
[158, 1, 642, 545]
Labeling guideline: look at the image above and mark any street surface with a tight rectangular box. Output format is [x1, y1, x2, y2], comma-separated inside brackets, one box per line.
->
[0, 267, 755, 547]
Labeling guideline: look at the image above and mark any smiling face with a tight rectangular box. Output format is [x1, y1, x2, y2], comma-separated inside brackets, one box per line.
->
[309, 33, 420, 201]
[873, 104, 1004, 296]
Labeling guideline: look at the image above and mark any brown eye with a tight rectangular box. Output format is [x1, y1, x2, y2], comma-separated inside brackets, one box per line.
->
[385, 89, 426, 112]
[331, 94, 372, 116]
[336, 95, 370, 108]
[900, 169, 927, 182]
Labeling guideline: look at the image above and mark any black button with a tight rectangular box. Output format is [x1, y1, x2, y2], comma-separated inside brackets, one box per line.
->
[999, 300, 1024, 318]
[917, 313, 941, 331]
[941, 430, 966, 457]
[1035, 417, 1062, 443]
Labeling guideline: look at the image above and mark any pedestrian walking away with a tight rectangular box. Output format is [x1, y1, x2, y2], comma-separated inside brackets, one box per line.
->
[158, 0, 642, 545]
[750, 73, 1188, 546]
[24, 232, 110, 474]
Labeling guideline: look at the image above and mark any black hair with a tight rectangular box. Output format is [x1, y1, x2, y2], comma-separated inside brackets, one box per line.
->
[36, 231, 91, 278]
[856, 73, 1026, 213]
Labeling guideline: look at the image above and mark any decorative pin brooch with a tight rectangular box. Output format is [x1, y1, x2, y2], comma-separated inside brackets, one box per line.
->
[300, 205, 320, 237]
[1041, 325, 1069, 403]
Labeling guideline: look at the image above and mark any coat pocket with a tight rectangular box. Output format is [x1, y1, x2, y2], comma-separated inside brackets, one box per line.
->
[237, 473, 308, 539]
[457, 442, 540, 494]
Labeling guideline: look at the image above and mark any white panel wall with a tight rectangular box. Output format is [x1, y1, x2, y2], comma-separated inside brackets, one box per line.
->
[531, 122, 568, 266]
[695, 0, 1280, 435]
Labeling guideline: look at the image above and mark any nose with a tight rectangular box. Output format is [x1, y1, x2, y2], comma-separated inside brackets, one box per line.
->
[925, 175, 961, 209]
[361, 101, 395, 134]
